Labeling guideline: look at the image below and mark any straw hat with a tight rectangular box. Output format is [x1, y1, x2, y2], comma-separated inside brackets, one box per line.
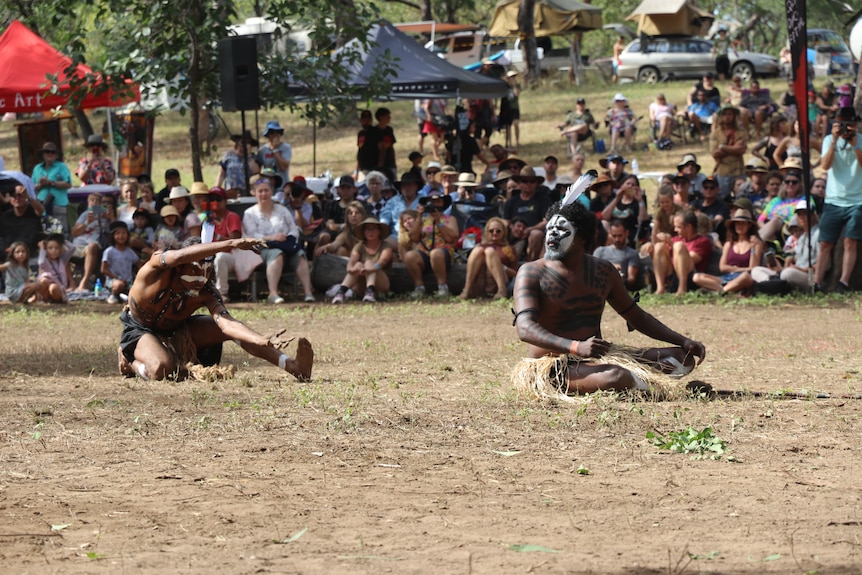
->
[589, 173, 616, 190]
[456, 173, 478, 187]
[512, 166, 545, 185]
[780, 157, 803, 173]
[728, 208, 754, 223]
[160, 205, 181, 218]
[353, 217, 391, 240]
[190, 182, 209, 196]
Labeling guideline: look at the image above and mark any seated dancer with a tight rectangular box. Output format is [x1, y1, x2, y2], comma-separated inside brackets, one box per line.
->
[118, 236, 313, 381]
[511, 176, 706, 395]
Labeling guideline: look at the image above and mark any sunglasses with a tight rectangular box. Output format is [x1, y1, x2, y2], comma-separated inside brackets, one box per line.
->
[784, 179, 800, 185]
[488, 228, 504, 234]
[43, 150, 58, 155]
[702, 185, 718, 190]
[13, 191, 28, 198]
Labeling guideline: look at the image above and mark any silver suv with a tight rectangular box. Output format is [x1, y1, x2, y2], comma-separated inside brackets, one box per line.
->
[617, 37, 780, 83]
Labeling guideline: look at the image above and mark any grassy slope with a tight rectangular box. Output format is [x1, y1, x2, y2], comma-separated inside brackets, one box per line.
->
[0, 74, 796, 194]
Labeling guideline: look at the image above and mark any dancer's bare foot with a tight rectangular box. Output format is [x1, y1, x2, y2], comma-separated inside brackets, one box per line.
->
[118, 346, 135, 377]
[493, 290, 508, 300]
[293, 337, 313, 381]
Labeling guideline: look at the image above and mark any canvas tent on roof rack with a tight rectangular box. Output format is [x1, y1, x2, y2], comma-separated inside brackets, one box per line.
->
[626, 0, 714, 37]
[489, 0, 603, 37]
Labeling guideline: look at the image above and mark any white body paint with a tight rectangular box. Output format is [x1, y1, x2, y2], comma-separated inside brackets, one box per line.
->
[545, 214, 575, 260]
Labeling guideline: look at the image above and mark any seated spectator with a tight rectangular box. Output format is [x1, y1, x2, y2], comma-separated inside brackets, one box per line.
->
[503, 167, 552, 261]
[0, 182, 44, 261]
[649, 93, 677, 143]
[209, 187, 245, 300]
[671, 172, 695, 208]
[751, 200, 819, 291]
[605, 93, 635, 153]
[758, 164, 804, 241]
[315, 201, 367, 257]
[589, 172, 617, 216]
[692, 209, 762, 295]
[285, 179, 323, 255]
[242, 178, 315, 303]
[331, 218, 394, 304]
[396, 209, 419, 262]
[736, 158, 769, 206]
[76, 135, 115, 185]
[70, 192, 110, 292]
[726, 75, 750, 128]
[600, 174, 647, 248]
[1, 242, 45, 303]
[683, 89, 719, 141]
[778, 79, 798, 126]
[155, 205, 183, 250]
[359, 170, 389, 218]
[640, 185, 682, 259]
[740, 79, 778, 136]
[676, 153, 707, 198]
[772, 118, 805, 170]
[754, 170, 783, 215]
[598, 153, 629, 185]
[452, 173, 486, 204]
[129, 208, 155, 260]
[687, 72, 721, 107]
[498, 154, 527, 176]
[543, 156, 560, 189]
[460, 217, 517, 300]
[594, 220, 642, 291]
[37, 233, 73, 303]
[751, 115, 788, 171]
[404, 191, 460, 297]
[138, 181, 157, 213]
[168, 186, 202, 240]
[379, 171, 423, 245]
[570, 151, 586, 180]
[101, 221, 140, 304]
[316, 175, 366, 254]
[651, 209, 713, 295]
[692, 176, 730, 241]
[117, 179, 141, 227]
[558, 98, 597, 156]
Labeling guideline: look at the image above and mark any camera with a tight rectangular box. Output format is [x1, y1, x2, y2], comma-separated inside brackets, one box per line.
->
[838, 122, 856, 139]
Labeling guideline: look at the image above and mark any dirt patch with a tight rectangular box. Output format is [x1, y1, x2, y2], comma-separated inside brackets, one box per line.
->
[1, 300, 862, 574]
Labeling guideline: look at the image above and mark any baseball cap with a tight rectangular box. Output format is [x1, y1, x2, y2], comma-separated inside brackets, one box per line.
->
[336, 175, 356, 188]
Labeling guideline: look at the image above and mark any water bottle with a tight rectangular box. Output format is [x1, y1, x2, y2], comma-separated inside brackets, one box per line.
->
[631, 158, 639, 175]
[463, 233, 476, 250]
[94, 278, 102, 298]
[325, 169, 332, 183]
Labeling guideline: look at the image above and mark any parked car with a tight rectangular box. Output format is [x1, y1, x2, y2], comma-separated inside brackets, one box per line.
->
[807, 28, 853, 77]
[617, 36, 780, 83]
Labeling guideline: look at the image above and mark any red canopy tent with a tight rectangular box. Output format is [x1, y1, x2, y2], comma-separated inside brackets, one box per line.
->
[0, 20, 138, 114]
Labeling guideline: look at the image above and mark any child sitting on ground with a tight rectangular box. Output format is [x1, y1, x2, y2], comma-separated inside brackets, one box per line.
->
[397, 209, 419, 262]
[1, 242, 45, 303]
[129, 208, 155, 259]
[101, 221, 140, 304]
[332, 218, 394, 304]
[37, 234, 73, 303]
[155, 205, 183, 250]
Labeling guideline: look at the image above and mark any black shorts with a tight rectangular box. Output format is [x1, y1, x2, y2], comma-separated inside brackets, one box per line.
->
[715, 55, 730, 77]
[119, 309, 222, 366]
[667, 270, 698, 293]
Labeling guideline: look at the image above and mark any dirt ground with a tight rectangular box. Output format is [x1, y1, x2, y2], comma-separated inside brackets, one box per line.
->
[1, 299, 861, 575]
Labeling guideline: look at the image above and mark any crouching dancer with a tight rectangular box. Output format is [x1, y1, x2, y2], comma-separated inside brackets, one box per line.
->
[118, 236, 313, 381]
[512, 195, 705, 396]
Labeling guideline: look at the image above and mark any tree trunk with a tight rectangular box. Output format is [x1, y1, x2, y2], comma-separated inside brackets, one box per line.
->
[420, 0, 433, 23]
[73, 109, 94, 141]
[518, 0, 539, 84]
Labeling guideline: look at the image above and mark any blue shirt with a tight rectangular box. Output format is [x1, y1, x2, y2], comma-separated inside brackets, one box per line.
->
[32, 161, 72, 206]
[687, 101, 719, 122]
[380, 194, 421, 241]
[822, 135, 862, 207]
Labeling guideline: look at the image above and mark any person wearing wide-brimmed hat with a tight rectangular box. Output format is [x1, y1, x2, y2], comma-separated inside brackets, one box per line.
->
[737, 157, 769, 201]
[32, 141, 72, 233]
[587, 172, 617, 215]
[453, 172, 486, 203]
[710, 103, 748, 201]
[674, 153, 705, 196]
[752, 199, 820, 291]
[691, 208, 761, 295]
[498, 154, 526, 175]
[168, 185, 203, 240]
[504, 167, 552, 261]
[379, 171, 424, 243]
[813, 106, 862, 293]
[404, 191, 459, 297]
[216, 130, 260, 198]
[598, 153, 628, 185]
[76, 134, 116, 185]
[330, 218, 394, 304]
[256, 120, 292, 187]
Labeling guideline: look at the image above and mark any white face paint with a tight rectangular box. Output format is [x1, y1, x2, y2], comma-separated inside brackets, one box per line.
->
[545, 214, 576, 260]
[180, 260, 213, 293]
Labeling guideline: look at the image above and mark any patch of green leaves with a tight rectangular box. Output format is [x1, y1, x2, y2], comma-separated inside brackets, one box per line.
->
[647, 427, 727, 460]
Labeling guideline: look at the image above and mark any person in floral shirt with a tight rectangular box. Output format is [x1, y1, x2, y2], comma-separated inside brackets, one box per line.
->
[76, 135, 115, 185]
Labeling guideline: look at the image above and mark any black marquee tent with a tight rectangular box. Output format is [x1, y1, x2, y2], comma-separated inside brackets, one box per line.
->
[290, 21, 509, 100]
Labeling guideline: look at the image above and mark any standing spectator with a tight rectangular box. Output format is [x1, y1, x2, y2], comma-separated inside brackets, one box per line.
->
[374, 107, 397, 182]
[503, 167, 552, 261]
[651, 209, 713, 295]
[101, 221, 140, 304]
[257, 121, 292, 186]
[710, 104, 748, 201]
[559, 98, 597, 156]
[594, 220, 642, 291]
[605, 93, 635, 153]
[356, 109, 378, 177]
[76, 135, 115, 185]
[499, 71, 521, 149]
[155, 168, 181, 212]
[814, 107, 862, 293]
[612, 36, 626, 83]
[32, 142, 72, 234]
[242, 179, 315, 303]
[421, 98, 449, 161]
[216, 131, 260, 198]
[711, 27, 736, 81]
[752, 115, 788, 171]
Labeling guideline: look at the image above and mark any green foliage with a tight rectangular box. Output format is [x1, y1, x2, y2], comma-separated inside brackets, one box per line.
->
[647, 426, 727, 460]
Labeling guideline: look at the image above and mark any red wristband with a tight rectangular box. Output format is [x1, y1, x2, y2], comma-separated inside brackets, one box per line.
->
[569, 340, 579, 355]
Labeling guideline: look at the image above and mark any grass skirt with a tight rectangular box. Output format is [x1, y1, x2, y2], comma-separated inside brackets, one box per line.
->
[511, 345, 690, 403]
